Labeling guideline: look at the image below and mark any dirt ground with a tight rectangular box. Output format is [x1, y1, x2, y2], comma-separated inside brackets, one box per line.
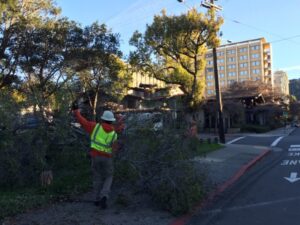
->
[1, 191, 175, 225]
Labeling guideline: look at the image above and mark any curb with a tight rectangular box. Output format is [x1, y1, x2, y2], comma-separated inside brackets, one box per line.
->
[169, 149, 271, 225]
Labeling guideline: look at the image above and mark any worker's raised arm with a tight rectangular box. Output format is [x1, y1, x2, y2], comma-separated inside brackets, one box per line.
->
[73, 109, 96, 134]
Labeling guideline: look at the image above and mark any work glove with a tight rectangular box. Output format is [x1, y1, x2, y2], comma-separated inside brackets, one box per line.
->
[71, 101, 79, 110]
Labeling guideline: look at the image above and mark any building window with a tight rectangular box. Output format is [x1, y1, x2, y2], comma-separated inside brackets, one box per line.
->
[217, 51, 224, 56]
[207, 90, 215, 95]
[206, 53, 213, 58]
[220, 80, 225, 86]
[240, 70, 248, 76]
[228, 64, 236, 69]
[240, 63, 248, 68]
[252, 69, 260, 74]
[240, 55, 248, 60]
[239, 47, 247, 53]
[227, 49, 235, 54]
[207, 60, 213, 65]
[228, 57, 235, 62]
[207, 82, 214, 86]
[207, 75, 214, 80]
[219, 73, 225, 78]
[252, 61, 260, 66]
[206, 67, 213, 73]
[218, 66, 224, 71]
[217, 58, 224, 64]
[251, 45, 260, 50]
[252, 53, 260, 58]
[228, 71, 236, 77]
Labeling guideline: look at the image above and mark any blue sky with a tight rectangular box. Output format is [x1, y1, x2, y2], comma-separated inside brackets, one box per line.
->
[57, 0, 300, 79]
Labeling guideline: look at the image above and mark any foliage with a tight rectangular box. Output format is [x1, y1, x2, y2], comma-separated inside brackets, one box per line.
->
[289, 79, 300, 100]
[0, 0, 60, 89]
[224, 80, 274, 98]
[0, 113, 91, 220]
[114, 127, 221, 215]
[18, 18, 79, 118]
[289, 101, 300, 120]
[129, 8, 223, 107]
[0, 148, 91, 220]
[151, 163, 205, 215]
[72, 22, 131, 119]
[241, 124, 271, 133]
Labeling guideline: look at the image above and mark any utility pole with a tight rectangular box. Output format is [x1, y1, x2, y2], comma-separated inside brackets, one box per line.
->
[201, 0, 225, 143]
[177, 0, 225, 143]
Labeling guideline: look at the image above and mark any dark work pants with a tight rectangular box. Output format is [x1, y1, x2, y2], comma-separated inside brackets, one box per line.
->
[91, 156, 113, 201]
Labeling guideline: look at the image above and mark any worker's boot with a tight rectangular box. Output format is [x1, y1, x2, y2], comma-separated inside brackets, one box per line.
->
[100, 196, 107, 209]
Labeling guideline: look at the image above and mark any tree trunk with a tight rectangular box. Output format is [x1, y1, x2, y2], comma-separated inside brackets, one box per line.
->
[92, 86, 100, 121]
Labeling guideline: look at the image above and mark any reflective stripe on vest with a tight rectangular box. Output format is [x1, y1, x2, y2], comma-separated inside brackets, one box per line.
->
[90, 124, 117, 154]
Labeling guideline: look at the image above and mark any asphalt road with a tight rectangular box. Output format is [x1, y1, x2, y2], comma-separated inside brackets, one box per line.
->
[188, 128, 300, 225]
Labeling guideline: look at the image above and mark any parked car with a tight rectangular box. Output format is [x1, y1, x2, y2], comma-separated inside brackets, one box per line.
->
[124, 112, 164, 133]
[13, 115, 43, 134]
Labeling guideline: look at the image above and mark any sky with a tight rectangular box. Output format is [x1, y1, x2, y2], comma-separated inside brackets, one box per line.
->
[57, 0, 300, 79]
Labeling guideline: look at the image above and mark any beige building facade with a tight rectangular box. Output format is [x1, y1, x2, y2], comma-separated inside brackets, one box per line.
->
[130, 72, 165, 88]
[205, 38, 273, 97]
[273, 70, 289, 95]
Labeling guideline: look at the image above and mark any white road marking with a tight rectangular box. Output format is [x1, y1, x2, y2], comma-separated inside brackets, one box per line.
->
[284, 172, 300, 183]
[201, 196, 300, 215]
[270, 136, 284, 147]
[226, 136, 245, 144]
[281, 160, 300, 166]
[291, 145, 300, 147]
[289, 147, 300, 151]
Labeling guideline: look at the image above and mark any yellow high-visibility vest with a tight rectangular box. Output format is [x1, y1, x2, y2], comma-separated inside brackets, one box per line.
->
[90, 124, 117, 154]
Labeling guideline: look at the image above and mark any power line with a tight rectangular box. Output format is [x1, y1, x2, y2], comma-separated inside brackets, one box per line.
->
[270, 34, 300, 44]
[222, 15, 300, 46]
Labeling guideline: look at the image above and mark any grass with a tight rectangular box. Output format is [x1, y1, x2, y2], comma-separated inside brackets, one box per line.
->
[0, 189, 51, 220]
[187, 137, 223, 157]
[196, 142, 223, 155]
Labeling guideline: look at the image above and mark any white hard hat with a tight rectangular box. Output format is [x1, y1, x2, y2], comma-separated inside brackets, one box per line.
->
[101, 110, 116, 122]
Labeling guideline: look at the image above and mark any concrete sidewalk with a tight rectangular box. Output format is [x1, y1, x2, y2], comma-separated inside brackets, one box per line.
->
[198, 126, 296, 143]
[265, 125, 295, 136]
[170, 144, 272, 225]
[193, 144, 271, 185]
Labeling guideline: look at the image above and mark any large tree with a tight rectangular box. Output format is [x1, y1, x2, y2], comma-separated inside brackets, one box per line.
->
[223, 80, 274, 98]
[0, 0, 60, 89]
[18, 18, 78, 118]
[129, 8, 223, 107]
[74, 23, 131, 119]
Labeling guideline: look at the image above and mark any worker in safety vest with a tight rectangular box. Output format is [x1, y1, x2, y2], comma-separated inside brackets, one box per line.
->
[72, 103, 122, 209]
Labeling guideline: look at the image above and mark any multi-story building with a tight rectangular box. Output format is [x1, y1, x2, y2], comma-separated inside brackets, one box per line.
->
[273, 70, 289, 96]
[289, 78, 300, 100]
[205, 37, 272, 97]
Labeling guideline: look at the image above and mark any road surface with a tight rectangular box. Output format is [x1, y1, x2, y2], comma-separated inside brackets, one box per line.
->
[188, 128, 300, 225]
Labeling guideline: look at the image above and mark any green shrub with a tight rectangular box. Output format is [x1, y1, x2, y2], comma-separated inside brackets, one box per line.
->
[151, 163, 205, 215]
[241, 124, 271, 133]
[114, 128, 220, 215]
